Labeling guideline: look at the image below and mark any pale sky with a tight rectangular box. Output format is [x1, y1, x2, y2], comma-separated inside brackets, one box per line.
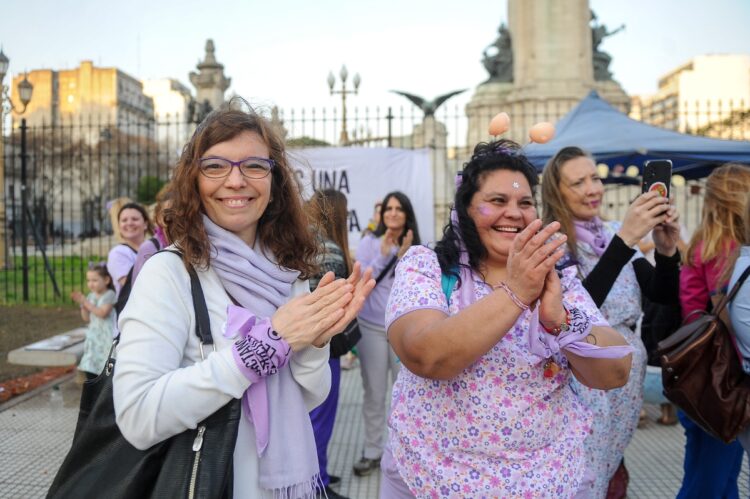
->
[2, 0, 749, 115]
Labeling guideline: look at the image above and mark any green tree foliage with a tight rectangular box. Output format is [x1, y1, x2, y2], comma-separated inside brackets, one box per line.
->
[137, 175, 166, 204]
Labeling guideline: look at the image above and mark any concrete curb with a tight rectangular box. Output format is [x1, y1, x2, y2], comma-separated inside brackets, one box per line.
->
[0, 372, 76, 413]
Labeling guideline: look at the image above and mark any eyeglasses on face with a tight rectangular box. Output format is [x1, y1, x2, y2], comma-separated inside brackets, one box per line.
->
[198, 156, 275, 179]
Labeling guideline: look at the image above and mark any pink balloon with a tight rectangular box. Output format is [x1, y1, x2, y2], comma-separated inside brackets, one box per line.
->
[488, 112, 510, 136]
[529, 122, 555, 144]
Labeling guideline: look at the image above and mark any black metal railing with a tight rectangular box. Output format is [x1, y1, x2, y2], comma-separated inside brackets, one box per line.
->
[2, 99, 746, 303]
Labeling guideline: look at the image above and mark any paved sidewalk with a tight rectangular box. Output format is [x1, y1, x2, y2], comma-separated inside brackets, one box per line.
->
[0, 366, 747, 498]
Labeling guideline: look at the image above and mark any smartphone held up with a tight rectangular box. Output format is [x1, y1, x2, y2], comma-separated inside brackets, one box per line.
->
[642, 160, 673, 198]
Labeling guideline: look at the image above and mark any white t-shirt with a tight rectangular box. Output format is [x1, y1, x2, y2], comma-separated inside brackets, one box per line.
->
[107, 244, 138, 297]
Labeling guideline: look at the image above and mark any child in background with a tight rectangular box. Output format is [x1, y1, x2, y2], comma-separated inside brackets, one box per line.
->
[70, 263, 117, 380]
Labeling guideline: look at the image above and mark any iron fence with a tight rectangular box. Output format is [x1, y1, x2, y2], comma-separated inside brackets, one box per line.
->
[1, 98, 744, 303]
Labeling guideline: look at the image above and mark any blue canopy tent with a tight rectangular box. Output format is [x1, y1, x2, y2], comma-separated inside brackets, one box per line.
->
[523, 91, 750, 179]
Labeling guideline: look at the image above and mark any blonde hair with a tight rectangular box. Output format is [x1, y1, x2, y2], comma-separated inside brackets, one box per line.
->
[686, 164, 750, 281]
[541, 146, 593, 259]
[721, 191, 750, 284]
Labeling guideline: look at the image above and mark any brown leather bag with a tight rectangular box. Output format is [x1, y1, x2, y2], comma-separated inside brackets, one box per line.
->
[656, 265, 750, 444]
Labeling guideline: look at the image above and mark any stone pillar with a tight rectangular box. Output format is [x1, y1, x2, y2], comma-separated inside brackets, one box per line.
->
[504, 0, 597, 140]
[412, 116, 451, 237]
[189, 40, 231, 112]
[465, 0, 629, 148]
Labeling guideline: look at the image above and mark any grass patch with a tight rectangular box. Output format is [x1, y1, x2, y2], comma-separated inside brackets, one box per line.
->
[0, 255, 106, 305]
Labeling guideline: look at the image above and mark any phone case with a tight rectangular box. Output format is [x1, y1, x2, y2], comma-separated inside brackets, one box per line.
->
[642, 160, 672, 198]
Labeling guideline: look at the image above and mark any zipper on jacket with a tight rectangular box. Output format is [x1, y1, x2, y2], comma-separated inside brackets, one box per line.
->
[188, 425, 206, 499]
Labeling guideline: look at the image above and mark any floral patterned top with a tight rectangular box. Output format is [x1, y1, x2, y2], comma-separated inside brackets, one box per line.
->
[384, 246, 608, 498]
[78, 289, 116, 375]
[575, 221, 643, 330]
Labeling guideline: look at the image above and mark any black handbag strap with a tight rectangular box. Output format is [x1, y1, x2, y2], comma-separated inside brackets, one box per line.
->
[122, 249, 213, 345]
[187, 264, 213, 346]
[375, 255, 398, 285]
[121, 243, 138, 254]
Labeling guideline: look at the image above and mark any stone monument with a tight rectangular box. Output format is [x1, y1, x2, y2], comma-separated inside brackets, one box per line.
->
[189, 39, 231, 119]
[466, 0, 630, 146]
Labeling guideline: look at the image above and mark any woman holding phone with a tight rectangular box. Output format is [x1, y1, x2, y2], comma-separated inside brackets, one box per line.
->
[541, 147, 682, 498]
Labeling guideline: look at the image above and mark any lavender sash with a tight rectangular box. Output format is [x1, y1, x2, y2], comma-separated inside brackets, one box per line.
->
[203, 215, 321, 497]
[573, 217, 611, 257]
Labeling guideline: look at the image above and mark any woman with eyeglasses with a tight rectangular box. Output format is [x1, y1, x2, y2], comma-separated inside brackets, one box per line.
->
[113, 101, 375, 498]
[540, 147, 681, 498]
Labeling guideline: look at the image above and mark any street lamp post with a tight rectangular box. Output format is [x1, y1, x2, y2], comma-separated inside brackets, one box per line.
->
[327, 65, 360, 145]
[0, 48, 34, 288]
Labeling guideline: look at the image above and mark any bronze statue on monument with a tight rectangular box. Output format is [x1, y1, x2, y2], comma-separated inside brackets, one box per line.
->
[482, 23, 513, 83]
[590, 10, 625, 81]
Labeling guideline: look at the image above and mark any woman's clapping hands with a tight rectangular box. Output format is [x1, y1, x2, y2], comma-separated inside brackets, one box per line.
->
[505, 220, 567, 307]
[271, 262, 375, 351]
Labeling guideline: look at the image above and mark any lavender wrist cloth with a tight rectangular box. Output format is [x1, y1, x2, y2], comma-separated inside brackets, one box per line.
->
[528, 306, 634, 359]
[226, 304, 291, 455]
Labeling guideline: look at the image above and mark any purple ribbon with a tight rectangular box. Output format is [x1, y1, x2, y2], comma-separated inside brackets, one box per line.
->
[528, 306, 634, 359]
[227, 305, 291, 455]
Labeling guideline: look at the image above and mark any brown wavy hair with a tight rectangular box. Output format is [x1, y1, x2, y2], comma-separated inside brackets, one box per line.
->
[307, 189, 352, 274]
[541, 146, 593, 259]
[163, 101, 317, 277]
[686, 164, 750, 283]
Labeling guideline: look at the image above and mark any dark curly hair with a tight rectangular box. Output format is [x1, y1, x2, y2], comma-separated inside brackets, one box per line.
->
[434, 139, 538, 283]
[163, 100, 318, 277]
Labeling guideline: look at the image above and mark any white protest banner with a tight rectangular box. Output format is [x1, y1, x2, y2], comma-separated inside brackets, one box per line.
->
[290, 148, 434, 248]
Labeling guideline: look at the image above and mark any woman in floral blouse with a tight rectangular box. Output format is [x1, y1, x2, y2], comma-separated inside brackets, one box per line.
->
[541, 147, 681, 498]
[381, 140, 634, 498]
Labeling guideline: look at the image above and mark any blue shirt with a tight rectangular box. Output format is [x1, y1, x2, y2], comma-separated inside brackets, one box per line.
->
[728, 246, 750, 374]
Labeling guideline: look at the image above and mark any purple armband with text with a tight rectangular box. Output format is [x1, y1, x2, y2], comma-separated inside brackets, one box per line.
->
[224, 304, 291, 456]
[227, 305, 291, 383]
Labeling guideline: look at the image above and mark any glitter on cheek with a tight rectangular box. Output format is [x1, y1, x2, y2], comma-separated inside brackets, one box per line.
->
[476, 203, 493, 217]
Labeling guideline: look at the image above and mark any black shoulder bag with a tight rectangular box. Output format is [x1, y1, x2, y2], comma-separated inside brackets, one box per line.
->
[656, 265, 750, 443]
[48, 253, 241, 499]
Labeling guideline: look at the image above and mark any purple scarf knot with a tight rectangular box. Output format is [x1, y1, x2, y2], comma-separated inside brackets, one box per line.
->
[573, 217, 610, 257]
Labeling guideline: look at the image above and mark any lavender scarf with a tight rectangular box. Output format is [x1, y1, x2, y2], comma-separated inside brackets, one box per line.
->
[573, 217, 611, 257]
[203, 215, 321, 497]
